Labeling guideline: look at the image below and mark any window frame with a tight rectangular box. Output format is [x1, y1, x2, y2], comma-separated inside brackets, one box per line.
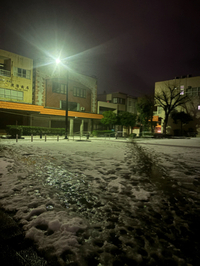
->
[73, 87, 86, 98]
[13, 67, 31, 79]
[0, 88, 23, 101]
[52, 82, 67, 94]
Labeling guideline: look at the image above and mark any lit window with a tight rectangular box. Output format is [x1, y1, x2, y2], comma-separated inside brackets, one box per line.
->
[73, 87, 86, 98]
[186, 87, 200, 96]
[13, 67, 31, 79]
[157, 106, 162, 114]
[198, 105, 200, 110]
[113, 98, 118, 103]
[52, 82, 66, 94]
[180, 85, 184, 95]
[0, 88, 23, 100]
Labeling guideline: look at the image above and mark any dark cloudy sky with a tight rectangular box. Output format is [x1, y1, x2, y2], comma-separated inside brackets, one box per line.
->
[1, 0, 200, 96]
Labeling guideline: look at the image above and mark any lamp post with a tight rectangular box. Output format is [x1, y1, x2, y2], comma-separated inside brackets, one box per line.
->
[56, 58, 68, 139]
[65, 70, 69, 139]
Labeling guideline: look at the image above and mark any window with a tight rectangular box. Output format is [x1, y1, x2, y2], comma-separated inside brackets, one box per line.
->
[60, 100, 80, 111]
[120, 98, 125, 104]
[52, 82, 67, 94]
[13, 67, 31, 79]
[113, 97, 125, 104]
[180, 85, 184, 95]
[113, 98, 118, 103]
[157, 106, 162, 114]
[186, 87, 200, 96]
[73, 87, 86, 98]
[0, 88, 23, 100]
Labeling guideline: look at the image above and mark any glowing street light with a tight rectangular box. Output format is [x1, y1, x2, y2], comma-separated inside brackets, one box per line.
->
[56, 58, 61, 64]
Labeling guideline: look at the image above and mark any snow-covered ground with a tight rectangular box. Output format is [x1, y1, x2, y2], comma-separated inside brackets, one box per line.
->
[0, 137, 200, 266]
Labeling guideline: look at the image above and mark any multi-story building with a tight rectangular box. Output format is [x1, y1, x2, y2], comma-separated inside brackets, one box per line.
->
[154, 75, 200, 135]
[0, 49, 33, 104]
[97, 91, 139, 135]
[0, 49, 103, 135]
[97, 91, 137, 114]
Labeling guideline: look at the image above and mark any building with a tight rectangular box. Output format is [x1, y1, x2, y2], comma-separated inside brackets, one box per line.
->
[0, 50, 103, 135]
[0, 49, 33, 104]
[97, 91, 139, 135]
[154, 75, 200, 135]
[97, 91, 137, 114]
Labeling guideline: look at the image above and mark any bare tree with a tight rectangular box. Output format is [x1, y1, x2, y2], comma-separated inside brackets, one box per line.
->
[154, 85, 189, 134]
[182, 94, 200, 132]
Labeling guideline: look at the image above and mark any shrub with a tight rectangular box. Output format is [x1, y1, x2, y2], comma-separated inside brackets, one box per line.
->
[91, 130, 115, 137]
[6, 126, 23, 138]
[129, 133, 137, 139]
[6, 125, 66, 136]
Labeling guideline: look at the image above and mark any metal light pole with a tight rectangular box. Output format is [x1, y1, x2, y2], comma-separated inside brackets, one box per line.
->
[65, 70, 69, 139]
[55, 57, 69, 139]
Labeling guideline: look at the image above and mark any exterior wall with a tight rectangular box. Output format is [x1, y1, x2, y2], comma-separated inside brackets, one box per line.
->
[97, 101, 117, 114]
[97, 101, 126, 114]
[98, 92, 137, 114]
[32, 68, 46, 106]
[154, 76, 200, 135]
[126, 97, 137, 114]
[45, 79, 92, 112]
[0, 49, 33, 104]
[33, 65, 97, 113]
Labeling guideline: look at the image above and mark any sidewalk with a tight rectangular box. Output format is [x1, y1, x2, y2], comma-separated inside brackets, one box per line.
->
[0, 135, 130, 142]
[0, 209, 51, 266]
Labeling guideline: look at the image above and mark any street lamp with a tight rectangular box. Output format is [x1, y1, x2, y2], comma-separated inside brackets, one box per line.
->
[55, 58, 68, 139]
[65, 70, 69, 139]
[56, 58, 61, 64]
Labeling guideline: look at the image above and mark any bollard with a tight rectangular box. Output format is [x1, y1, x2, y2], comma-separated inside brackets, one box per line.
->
[31, 134, 33, 142]
[57, 135, 59, 141]
[45, 134, 47, 142]
[16, 134, 18, 142]
[40, 132, 42, 139]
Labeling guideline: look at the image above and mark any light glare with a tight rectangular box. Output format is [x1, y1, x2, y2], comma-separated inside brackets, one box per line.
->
[56, 58, 61, 64]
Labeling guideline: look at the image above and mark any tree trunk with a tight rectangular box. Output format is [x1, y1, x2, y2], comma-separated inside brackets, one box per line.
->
[163, 113, 169, 134]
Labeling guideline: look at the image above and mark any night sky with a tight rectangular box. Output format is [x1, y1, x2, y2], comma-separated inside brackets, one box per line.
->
[1, 0, 200, 97]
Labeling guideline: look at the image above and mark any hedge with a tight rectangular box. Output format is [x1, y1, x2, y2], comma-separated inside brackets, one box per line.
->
[92, 130, 115, 137]
[6, 125, 66, 137]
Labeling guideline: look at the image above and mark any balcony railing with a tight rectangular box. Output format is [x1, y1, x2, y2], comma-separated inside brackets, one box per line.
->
[0, 69, 11, 77]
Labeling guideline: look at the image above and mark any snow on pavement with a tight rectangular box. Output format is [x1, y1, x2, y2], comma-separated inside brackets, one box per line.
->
[0, 138, 200, 266]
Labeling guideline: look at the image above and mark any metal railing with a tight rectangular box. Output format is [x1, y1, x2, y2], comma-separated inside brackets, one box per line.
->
[0, 69, 11, 77]
[71, 131, 90, 140]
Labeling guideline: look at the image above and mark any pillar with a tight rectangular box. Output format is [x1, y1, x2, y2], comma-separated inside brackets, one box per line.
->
[80, 119, 84, 136]
[70, 118, 74, 136]
[88, 119, 92, 133]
